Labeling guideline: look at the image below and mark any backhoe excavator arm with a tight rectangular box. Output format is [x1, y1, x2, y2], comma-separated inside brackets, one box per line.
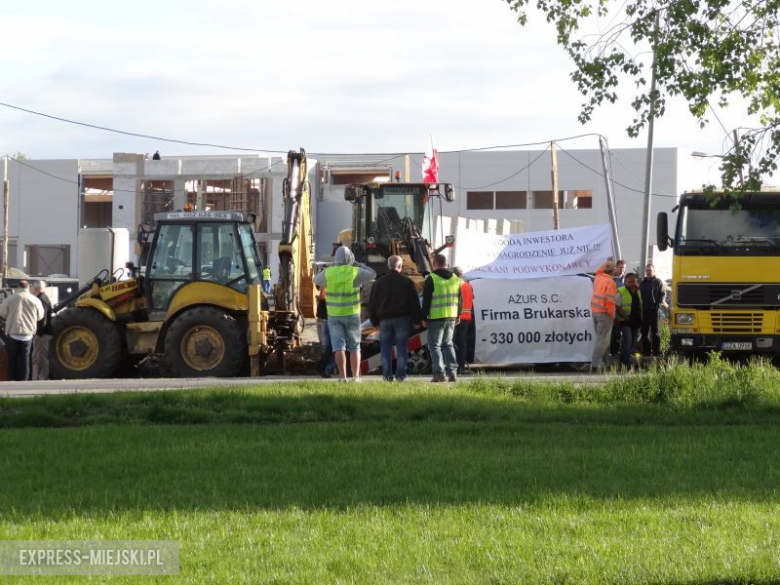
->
[275, 149, 316, 320]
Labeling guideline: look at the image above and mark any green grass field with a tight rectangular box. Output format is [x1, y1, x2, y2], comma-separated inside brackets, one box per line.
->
[2, 359, 780, 583]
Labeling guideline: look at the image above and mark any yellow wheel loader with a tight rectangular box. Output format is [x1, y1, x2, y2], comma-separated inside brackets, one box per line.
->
[50, 149, 316, 379]
[344, 181, 455, 287]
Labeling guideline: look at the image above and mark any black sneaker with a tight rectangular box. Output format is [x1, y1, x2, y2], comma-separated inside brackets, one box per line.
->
[430, 375, 446, 383]
[447, 373, 457, 383]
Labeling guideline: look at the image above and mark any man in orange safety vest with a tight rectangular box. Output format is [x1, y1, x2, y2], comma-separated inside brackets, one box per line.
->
[590, 259, 617, 371]
[452, 267, 474, 376]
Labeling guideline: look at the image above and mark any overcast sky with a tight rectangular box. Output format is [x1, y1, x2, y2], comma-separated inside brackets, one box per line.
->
[0, 0, 752, 167]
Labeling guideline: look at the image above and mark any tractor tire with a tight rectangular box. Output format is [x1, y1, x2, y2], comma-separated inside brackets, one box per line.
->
[165, 307, 246, 377]
[50, 307, 124, 379]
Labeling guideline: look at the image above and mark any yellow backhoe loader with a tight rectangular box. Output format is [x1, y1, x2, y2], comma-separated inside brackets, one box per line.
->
[50, 149, 316, 378]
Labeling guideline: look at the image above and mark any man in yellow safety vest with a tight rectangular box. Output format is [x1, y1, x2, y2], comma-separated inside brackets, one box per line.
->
[421, 253, 462, 383]
[313, 246, 376, 382]
[615, 272, 643, 368]
[262, 266, 272, 294]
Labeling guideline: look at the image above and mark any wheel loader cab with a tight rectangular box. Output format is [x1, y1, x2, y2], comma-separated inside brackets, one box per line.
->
[147, 211, 262, 313]
[347, 182, 453, 277]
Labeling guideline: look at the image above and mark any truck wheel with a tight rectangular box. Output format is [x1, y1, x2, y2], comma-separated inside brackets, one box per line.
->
[51, 308, 124, 379]
[165, 307, 245, 377]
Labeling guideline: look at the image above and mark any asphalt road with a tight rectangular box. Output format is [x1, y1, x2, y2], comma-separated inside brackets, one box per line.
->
[0, 372, 608, 397]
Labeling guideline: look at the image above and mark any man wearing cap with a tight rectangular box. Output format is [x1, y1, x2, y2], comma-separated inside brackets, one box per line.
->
[590, 259, 618, 371]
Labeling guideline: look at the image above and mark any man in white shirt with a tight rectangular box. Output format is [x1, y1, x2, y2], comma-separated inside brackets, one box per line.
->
[0, 280, 45, 381]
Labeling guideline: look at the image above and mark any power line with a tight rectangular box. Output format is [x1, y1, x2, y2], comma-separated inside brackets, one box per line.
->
[556, 145, 678, 198]
[9, 157, 79, 186]
[608, 150, 677, 197]
[8, 155, 287, 194]
[0, 101, 287, 155]
[452, 147, 552, 190]
[0, 100, 607, 156]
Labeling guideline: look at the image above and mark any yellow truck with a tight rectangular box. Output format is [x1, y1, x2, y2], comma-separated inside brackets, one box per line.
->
[657, 191, 780, 357]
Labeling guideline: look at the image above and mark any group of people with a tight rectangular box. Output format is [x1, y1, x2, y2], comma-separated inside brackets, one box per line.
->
[590, 259, 667, 370]
[313, 246, 474, 383]
[0, 280, 53, 381]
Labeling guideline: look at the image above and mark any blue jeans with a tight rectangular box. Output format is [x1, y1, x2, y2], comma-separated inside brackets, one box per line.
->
[318, 319, 336, 374]
[379, 316, 411, 381]
[620, 324, 640, 366]
[427, 318, 457, 377]
[262, 280, 271, 294]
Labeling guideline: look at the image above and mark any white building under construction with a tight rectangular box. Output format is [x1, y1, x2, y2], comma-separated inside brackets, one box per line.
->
[1, 146, 707, 284]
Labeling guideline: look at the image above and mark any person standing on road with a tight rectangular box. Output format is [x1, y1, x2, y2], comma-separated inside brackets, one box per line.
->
[609, 259, 627, 356]
[615, 273, 643, 368]
[0, 280, 45, 381]
[30, 280, 53, 380]
[368, 255, 422, 382]
[613, 259, 626, 288]
[640, 263, 667, 357]
[262, 265, 272, 294]
[315, 286, 336, 378]
[421, 253, 462, 383]
[590, 260, 617, 371]
[452, 267, 474, 376]
[313, 246, 375, 382]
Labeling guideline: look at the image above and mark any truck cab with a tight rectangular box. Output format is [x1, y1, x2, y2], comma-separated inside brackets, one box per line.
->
[658, 191, 780, 356]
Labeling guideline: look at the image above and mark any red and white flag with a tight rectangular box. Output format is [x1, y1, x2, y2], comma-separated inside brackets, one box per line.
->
[421, 135, 439, 184]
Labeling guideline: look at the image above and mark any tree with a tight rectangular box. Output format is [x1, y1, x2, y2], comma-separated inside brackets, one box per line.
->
[505, 0, 780, 191]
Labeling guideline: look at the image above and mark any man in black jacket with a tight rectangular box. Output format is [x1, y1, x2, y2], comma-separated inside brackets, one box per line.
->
[639, 263, 667, 357]
[31, 280, 53, 380]
[368, 255, 422, 382]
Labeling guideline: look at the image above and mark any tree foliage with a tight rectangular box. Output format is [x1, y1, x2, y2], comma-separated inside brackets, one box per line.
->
[505, 0, 780, 190]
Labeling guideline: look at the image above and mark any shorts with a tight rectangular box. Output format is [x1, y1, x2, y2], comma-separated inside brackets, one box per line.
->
[327, 314, 361, 353]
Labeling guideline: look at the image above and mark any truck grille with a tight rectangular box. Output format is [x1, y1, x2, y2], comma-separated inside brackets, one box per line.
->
[709, 312, 764, 333]
[677, 283, 780, 308]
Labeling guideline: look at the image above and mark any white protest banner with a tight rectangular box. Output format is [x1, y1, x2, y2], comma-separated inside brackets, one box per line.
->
[472, 276, 595, 364]
[455, 223, 612, 280]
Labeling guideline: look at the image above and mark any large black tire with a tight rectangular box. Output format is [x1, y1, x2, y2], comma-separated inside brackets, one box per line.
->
[50, 307, 124, 379]
[165, 307, 246, 377]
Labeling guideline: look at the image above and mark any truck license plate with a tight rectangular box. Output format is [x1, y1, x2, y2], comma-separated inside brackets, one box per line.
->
[722, 342, 753, 350]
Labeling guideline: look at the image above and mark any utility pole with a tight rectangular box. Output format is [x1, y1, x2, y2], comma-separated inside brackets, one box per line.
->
[2, 155, 7, 282]
[640, 11, 660, 271]
[598, 136, 622, 260]
[551, 141, 560, 229]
